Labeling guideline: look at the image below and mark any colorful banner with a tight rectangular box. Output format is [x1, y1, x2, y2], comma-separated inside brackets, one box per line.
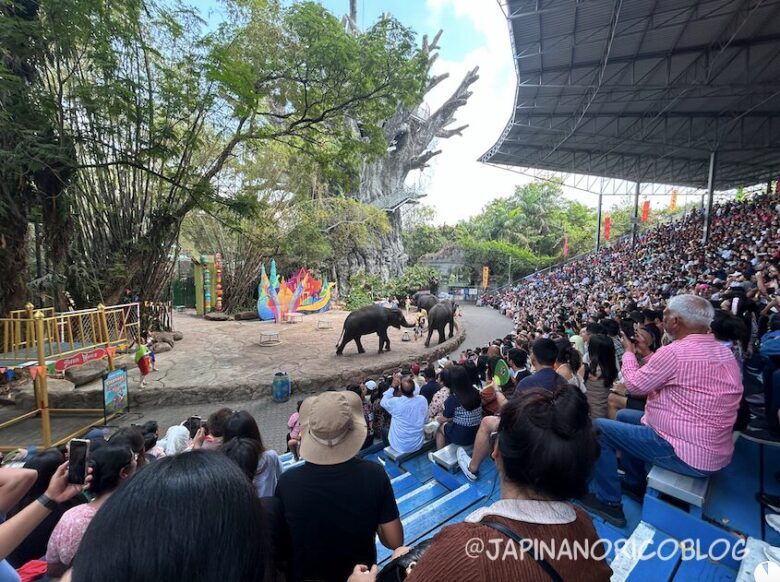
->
[563, 236, 569, 258]
[604, 217, 612, 241]
[481, 266, 490, 288]
[670, 190, 677, 211]
[54, 347, 107, 372]
[642, 200, 651, 223]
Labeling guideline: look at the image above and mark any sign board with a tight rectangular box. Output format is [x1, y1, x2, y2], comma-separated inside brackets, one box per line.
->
[481, 266, 489, 289]
[102, 367, 129, 420]
[55, 348, 106, 372]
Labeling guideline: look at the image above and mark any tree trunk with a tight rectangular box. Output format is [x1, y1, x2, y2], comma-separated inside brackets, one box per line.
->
[337, 29, 479, 295]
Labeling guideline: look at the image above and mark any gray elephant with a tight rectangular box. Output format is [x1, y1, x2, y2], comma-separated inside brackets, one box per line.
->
[336, 304, 415, 355]
[425, 300, 457, 347]
[411, 291, 438, 313]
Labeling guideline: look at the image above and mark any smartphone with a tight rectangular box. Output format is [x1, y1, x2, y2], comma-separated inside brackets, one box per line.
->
[620, 319, 636, 340]
[67, 439, 90, 485]
[186, 416, 202, 438]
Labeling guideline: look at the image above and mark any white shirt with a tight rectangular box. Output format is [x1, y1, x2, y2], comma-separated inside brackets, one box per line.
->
[380, 388, 428, 454]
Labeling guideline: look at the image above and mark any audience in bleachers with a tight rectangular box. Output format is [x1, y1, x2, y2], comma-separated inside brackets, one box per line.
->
[581, 295, 743, 527]
[46, 445, 136, 577]
[222, 411, 282, 498]
[276, 391, 402, 582]
[380, 376, 428, 454]
[373, 386, 612, 582]
[70, 451, 269, 582]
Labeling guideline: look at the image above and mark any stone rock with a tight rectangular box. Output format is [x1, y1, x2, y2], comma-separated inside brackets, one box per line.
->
[234, 310, 259, 321]
[204, 311, 229, 321]
[151, 331, 175, 346]
[153, 341, 173, 353]
[65, 360, 108, 387]
[47, 378, 76, 393]
[173, 331, 184, 341]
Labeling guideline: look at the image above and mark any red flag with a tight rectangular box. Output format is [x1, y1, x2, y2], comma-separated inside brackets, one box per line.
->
[604, 216, 612, 241]
[30, 366, 38, 380]
[642, 200, 650, 223]
[563, 236, 569, 258]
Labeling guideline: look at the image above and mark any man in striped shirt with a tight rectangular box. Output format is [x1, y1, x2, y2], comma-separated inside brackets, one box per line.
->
[581, 295, 742, 527]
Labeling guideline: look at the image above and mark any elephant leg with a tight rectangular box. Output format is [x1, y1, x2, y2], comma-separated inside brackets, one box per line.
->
[448, 318, 454, 338]
[438, 327, 445, 344]
[336, 333, 352, 355]
[355, 336, 365, 354]
[384, 333, 391, 352]
[425, 328, 433, 348]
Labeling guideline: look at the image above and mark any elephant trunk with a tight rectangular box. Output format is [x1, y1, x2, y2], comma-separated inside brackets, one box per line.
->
[399, 317, 416, 328]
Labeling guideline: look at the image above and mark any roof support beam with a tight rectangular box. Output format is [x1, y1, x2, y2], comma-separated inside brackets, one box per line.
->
[702, 151, 717, 244]
[631, 181, 640, 246]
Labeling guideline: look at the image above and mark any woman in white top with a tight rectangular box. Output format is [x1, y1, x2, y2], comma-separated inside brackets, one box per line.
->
[553, 337, 586, 393]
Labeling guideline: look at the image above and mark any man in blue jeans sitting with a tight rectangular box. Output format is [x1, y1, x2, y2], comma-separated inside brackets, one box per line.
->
[580, 295, 743, 527]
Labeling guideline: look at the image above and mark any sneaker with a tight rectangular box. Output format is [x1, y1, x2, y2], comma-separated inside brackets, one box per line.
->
[757, 493, 780, 513]
[578, 493, 627, 528]
[768, 514, 780, 535]
[457, 447, 478, 482]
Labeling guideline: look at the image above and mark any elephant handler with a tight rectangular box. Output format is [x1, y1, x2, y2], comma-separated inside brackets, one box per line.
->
[414, 309, 427, 341]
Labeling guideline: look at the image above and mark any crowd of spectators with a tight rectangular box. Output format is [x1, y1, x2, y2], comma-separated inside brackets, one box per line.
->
[0, 192, 777, 581]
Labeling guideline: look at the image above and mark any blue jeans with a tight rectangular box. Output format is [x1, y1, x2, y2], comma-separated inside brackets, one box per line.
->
[592, 409, 713, 505]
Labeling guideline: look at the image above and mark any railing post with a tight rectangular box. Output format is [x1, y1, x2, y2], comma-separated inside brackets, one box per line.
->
[34, 311, 52, 447]
[97, 304, 115, 372]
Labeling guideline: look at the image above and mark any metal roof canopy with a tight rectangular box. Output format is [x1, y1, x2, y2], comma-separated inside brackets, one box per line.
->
[481, 0, 780, 190]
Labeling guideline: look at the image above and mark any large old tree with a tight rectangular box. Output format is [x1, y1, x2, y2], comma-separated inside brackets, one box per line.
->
[334, 14, 480, 294]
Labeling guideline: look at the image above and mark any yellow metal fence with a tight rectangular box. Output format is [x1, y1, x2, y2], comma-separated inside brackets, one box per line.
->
[1, 303, 139, 366]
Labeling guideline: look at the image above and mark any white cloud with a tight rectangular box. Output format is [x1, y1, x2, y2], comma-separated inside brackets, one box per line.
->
[404, 0, 532, 224]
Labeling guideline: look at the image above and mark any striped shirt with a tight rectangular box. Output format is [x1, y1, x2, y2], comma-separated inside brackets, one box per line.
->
[622, 334, 742, 472]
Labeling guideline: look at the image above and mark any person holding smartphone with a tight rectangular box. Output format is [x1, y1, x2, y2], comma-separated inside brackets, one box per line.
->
[46, 445, 137, 578]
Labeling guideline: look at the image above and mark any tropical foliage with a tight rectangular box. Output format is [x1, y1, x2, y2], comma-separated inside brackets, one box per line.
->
[0, 0, 428, 313]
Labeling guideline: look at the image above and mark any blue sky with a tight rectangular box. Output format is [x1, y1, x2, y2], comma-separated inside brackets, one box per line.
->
[185, 0, 523, 223]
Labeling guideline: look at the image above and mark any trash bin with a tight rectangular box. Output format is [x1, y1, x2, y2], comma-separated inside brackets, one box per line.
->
[272, 372, 291, 403]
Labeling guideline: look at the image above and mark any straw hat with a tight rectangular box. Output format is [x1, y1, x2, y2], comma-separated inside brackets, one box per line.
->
[299, 391, 367, 465]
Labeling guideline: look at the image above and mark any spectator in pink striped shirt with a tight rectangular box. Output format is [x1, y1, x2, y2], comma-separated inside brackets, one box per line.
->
[580, 295, 742, 527]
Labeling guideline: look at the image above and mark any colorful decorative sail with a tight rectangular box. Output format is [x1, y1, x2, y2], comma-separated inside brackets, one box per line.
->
[257, 260, 334, 321]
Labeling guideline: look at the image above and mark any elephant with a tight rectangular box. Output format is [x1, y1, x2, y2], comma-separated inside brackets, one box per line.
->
[336, 304, 415, 355]
[425, 300, 457, 347]
[411, 291, 438, 313]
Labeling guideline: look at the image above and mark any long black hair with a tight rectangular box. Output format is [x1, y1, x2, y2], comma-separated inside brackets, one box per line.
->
[554, 338, 582, 374]
[89, 445, 134, 496]
[448, 365, 481, 412]
[585, 334, 618, 387]
[497, 386, 598, 499]
[223, 411, 266, 455]
[71, 450, 266, 582]
[220, 438, 261, 482]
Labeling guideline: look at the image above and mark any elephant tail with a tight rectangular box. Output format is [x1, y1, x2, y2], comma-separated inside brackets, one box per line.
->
[336, 325, 345, 348]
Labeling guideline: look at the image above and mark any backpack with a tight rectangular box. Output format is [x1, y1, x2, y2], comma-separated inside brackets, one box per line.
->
[759, 330, 780, 359]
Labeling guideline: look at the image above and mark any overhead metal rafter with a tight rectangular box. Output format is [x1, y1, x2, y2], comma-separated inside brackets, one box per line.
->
[483, 0, 780, 190]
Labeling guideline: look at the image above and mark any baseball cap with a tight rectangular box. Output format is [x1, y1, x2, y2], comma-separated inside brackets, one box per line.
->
[364, 380, 378, 391]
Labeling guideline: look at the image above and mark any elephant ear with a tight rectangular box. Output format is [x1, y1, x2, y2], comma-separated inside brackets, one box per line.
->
[494, 359, 511, 386]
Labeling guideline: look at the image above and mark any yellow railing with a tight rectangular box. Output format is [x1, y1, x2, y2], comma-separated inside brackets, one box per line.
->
[0, 303, 138, 450]
[1, 303, 139, 366]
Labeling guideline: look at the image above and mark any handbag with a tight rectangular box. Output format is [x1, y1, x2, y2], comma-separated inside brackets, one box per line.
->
[480, 520, 563, 582]
[480, 384, 501, 416]
[376, 540, 433, 582]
